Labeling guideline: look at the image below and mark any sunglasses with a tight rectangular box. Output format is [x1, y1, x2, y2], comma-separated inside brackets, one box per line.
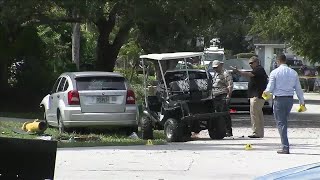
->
[249, 62, 255, 65]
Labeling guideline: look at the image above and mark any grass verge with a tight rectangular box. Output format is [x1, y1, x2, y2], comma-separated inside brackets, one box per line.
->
[0, 121, 166, 148]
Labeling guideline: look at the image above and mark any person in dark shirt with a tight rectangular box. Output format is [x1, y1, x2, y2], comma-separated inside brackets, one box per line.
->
[231, 56, 268, 138]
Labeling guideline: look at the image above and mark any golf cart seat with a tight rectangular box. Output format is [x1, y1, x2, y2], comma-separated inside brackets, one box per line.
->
[169, 79, 212, 101]
[147, 96, 161, 112]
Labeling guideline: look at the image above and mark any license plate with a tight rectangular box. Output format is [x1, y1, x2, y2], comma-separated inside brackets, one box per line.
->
[96, 96, 118, 104]
[96, 96, 110, 104]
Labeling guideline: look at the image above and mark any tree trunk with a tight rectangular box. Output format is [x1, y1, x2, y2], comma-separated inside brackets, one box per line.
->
[96, 19, 133, 72]
[96, 33, 116, 71]
[72, 9, 80, 71]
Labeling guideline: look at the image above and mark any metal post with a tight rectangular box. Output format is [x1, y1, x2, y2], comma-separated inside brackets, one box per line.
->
[141, 59, 148, 108]
[184, 58, 190, 81]
[158, 60, 169, 98]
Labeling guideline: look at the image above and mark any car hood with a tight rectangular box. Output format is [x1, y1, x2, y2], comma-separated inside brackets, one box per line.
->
[255, 162, 320, 180]
[233, 82, 248, 90]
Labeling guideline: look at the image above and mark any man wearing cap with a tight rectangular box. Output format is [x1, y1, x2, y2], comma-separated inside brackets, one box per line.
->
[231, 56, 268, 138]
[210, 60, 233, 137]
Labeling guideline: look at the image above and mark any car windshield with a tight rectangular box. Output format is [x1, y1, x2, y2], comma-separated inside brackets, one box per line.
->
[231, 73, 250, 82]
[223, 58, 252, 70]
[76, 76, 126, 90]
[223, 58, 251, 82]
[204, 53, 224, 61]
[287, 59, 303, 66]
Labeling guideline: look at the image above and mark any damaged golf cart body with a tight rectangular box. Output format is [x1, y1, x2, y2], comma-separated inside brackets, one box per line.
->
[139, 52, 229, 142]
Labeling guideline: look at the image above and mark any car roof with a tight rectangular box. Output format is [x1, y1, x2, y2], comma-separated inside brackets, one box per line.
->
[61, 71, 124, 79]
[140, 52, 203, 61]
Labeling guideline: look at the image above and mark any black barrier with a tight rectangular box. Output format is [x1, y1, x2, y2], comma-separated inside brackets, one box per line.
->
[0, 137, 57, 180]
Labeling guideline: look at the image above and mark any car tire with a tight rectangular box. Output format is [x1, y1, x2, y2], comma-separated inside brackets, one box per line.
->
[58, 112, 65, 134]
[164, 118, 183, 142]
[208, 117, 226, 140]
[140, 116, 154, 140]
[263, 108, 273, 115]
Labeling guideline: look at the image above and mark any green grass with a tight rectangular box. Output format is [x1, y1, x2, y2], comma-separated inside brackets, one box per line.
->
[0, 121, 166, 148]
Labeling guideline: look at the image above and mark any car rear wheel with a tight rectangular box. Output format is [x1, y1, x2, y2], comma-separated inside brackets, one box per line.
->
[40, 106, 50, 128]
[140, 116, 154, 140]
[58, 112, 65, 134]
[164, 118, 183, 142]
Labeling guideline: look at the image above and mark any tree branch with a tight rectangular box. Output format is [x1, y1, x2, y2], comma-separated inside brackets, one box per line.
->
[21, 16, 83, 27]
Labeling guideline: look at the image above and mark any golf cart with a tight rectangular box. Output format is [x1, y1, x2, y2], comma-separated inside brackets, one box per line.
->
[139, 52, 229, 142]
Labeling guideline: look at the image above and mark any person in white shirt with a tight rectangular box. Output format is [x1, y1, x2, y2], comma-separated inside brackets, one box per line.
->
[264, 54, 305, 154]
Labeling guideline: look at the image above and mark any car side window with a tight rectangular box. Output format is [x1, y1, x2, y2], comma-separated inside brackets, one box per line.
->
[57, 77, 66, 92]
[52, 77, 62, 94]
[63, 80, 69, 91]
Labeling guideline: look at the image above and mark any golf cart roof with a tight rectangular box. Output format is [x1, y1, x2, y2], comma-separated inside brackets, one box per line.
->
[140, 52, 203, 61]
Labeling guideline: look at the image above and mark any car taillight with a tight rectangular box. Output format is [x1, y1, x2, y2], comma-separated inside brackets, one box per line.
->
[126, 90, 135, 104]
[68, 90, 80, 105]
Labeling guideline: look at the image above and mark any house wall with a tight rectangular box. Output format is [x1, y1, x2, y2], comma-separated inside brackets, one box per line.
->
[255, 44, 285, 75]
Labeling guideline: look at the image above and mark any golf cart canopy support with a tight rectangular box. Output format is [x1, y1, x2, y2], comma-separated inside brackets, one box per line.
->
[139, 52, 204, 61]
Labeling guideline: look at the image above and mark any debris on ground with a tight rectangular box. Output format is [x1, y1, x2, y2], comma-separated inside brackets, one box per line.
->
[36, 136, 53, 141]
[21, 119, 48, 134]
[128, 132, 139, 139]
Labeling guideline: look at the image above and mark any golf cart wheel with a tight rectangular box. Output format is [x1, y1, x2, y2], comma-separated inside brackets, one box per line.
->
[208, 117, 226, 140]
[164, 118, 183, 142]
[140, 116, 154, 140]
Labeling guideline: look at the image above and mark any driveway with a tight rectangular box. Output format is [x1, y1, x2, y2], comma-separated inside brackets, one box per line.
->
[54, 93, 320, 180]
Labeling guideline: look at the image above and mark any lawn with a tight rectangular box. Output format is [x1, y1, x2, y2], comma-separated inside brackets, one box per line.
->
[0, 120, 166, 148]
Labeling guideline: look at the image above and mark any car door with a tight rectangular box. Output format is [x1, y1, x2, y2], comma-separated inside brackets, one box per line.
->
[52, 77, 67, 121]
[47, 77, 62, 123]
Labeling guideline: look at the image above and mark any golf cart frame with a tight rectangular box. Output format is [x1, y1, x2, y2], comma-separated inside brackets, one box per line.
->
[139, 52, 229, 142]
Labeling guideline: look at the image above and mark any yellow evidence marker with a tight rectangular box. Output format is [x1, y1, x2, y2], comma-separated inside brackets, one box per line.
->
[146, 139, 153, 145]
[245, 144, 253, 150]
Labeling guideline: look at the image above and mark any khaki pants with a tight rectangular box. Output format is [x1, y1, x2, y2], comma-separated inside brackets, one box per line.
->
[250, 97, 265, 137]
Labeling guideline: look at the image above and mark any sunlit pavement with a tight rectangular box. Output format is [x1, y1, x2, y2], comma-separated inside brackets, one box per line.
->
[54, 93, 320, 180]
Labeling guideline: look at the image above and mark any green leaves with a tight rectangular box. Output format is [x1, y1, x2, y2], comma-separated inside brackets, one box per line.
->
[250, 1, 320, 62]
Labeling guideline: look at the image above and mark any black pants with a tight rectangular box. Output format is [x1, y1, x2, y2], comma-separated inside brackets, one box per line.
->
[215, 94, 232, 133]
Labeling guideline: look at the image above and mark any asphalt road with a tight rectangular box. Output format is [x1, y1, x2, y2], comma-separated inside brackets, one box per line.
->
[54, 93, 320, 180]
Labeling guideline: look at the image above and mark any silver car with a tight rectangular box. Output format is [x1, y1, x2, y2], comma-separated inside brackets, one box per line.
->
[40, 72, 138, 133]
